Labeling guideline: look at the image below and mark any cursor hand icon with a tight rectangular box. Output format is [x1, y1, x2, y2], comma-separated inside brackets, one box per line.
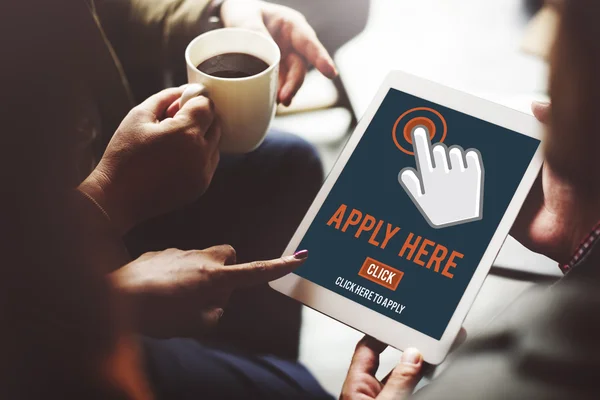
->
[399, 127, 484, 229]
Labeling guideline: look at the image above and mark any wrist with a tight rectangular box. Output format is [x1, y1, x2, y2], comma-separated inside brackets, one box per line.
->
[109, 264, 159, 336]
[109, 267, 139, 299]
[562, 216, 600, 271]
[78, 169, 134, 235]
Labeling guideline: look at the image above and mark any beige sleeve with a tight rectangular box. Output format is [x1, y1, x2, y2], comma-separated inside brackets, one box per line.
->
[94, 0, 212, 100]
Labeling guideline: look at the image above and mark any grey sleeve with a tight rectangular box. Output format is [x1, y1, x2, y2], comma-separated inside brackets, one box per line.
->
[412, 284, 600, 400]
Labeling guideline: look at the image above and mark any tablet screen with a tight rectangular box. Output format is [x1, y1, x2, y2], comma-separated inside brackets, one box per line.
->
[294, 88, 541, 340]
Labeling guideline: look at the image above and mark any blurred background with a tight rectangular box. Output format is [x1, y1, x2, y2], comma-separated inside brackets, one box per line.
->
[270, 0, 559, 394]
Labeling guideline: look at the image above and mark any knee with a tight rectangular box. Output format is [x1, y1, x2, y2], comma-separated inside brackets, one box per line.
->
[259, 132, 324, 198]
[281, 135, 324, 193]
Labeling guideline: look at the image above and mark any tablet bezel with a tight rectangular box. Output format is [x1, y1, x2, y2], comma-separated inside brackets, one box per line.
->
[269, 70, 544, 364]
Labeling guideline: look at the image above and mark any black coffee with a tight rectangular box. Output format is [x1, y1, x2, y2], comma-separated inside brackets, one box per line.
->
[197, 52, 269, 79]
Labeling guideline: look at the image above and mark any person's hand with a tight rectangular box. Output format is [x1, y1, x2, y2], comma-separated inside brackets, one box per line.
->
[110, 245, 308, 337]
[341, 330, 467, 400]
[220, 0, 338, 106]
[511, 102, 600, 264]
[341, 337, 423, 400]
[79, 86, 220, 234]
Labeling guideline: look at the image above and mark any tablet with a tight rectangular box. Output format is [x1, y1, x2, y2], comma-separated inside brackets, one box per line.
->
[270, 71, 543, 364]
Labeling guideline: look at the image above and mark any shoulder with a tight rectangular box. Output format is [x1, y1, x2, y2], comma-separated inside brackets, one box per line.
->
[416, 283, 600, 399]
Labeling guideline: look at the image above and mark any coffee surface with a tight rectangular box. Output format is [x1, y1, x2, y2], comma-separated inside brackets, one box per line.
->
[197, 52, 269, 79]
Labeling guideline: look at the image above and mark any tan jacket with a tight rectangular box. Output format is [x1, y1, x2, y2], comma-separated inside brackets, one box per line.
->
[74, 0, 210, 180]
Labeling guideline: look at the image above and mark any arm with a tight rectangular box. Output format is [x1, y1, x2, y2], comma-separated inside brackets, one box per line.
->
[73, 189, 131, 273]
[412, 268, 600, 399]
[342, 237, 600, 400]
[342, 271, 600, 400]
[93, 0, 212, 100]
[78, 86, 219, 236]
[95, 0, 339, 106]
[77, 86, 309, 338]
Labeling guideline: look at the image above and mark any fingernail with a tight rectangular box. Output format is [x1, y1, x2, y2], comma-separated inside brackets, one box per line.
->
[331, 64, 339, 77]
[401, 348, 422, 365]
[532, 100, 550, 106]
[320, 59, 337, 78]
[215, 308, 224, 319]
[293, 250, 309, 260]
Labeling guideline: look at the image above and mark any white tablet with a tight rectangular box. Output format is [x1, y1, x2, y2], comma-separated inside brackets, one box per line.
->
[270, 71, 543, 364]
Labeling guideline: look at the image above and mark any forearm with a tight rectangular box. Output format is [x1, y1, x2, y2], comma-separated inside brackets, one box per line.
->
[73, 188, 131, 273]
[73, 192, 151, 397]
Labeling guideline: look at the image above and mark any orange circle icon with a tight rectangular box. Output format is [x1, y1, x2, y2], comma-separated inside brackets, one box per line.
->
[403, 117, 436, 143]
[392, 107, 447, 155]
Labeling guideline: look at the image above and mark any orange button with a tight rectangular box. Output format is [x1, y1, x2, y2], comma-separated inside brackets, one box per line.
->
[358, 257, 404, 291]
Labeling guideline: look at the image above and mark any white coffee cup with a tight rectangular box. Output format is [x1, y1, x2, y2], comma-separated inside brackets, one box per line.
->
[181, 28, 281, 154]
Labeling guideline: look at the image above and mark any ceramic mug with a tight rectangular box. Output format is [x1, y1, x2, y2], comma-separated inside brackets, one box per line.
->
[181, 28, 281, 153]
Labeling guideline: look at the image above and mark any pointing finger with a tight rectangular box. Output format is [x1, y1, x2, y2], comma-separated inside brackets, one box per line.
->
[217, 250, 308, 287]
[412, 127, 434, 174]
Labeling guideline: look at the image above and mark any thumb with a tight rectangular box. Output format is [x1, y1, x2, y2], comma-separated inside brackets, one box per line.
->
[399, 169, 423, 198]
[532, 101, 551, 124]
[378, 348, 423, 400]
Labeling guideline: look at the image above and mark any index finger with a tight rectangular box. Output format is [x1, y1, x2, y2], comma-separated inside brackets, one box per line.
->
[138, 87, 186, 117]
[348, 336, 387, 377]
[217, 250, 308, 287]
[171, 95, 215, 135]
[412, 127, 434, 174]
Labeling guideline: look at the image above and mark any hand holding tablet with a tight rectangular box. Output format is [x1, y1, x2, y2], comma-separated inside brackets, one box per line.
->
[271, 71, 543, 364]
